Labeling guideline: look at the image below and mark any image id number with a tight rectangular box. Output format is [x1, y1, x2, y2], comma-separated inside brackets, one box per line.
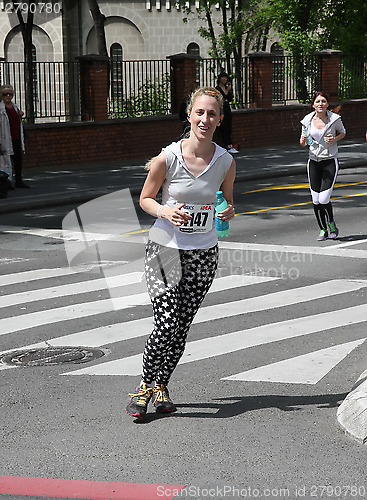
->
[309, 485, 366, 497]
[2, 2, 61, 14]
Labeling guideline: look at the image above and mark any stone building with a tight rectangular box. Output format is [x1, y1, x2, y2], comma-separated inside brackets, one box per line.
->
[0, 0, 276, 62]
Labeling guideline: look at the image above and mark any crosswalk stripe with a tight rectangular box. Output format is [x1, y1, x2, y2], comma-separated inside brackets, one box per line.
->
[62, 283, 367, 376]
[2, 279, 363, 352]
[0, 267, 88, 287]
[222, 339, 367, 384]
[0, 275, 272, 337]
[218, 240, 367, 259]
[0, 272, 144, 308]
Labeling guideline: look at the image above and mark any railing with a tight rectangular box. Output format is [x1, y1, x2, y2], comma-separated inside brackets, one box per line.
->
[0, 61, 81, 122]
[339, 54, 367, 100]
[197, 57, 250, 108]
[108, 59, 171, 118]
[1, 54, 366, 122]
[272, 54, 318, 104]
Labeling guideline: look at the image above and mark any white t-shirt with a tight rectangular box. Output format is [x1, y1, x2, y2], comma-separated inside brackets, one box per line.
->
[149, 140, 233, 250]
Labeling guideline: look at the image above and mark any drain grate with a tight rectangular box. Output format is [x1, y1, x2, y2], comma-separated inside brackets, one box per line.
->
[0, 347, 105, 367]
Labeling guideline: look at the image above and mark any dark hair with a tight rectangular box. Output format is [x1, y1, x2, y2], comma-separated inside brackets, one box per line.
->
[217, 72, 229, 85]
[311, 91, 329, 105]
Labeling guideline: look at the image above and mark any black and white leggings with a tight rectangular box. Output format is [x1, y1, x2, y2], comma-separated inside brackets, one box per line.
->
[307, 158, 338, 230]
[142, 240, 218, 386]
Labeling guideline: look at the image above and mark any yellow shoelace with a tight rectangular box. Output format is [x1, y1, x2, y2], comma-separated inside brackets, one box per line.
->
[128, 386, 153, 405]
[153, 385, 169, 402]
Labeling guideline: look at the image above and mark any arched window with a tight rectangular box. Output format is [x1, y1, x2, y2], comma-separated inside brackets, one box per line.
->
[110, 43, 123, 102]
[187, 43, 200, 80]
[271, 43, 284, 102]
[187, 42, 200, 57]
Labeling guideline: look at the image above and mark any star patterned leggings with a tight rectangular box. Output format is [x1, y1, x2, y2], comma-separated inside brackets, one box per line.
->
[142, 240, 219, 386]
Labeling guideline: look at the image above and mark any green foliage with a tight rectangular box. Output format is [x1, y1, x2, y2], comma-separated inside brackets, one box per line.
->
[109, 74, 171, 118]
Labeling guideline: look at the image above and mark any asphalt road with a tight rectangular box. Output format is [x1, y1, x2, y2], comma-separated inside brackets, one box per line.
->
[0, 172, 367, 500]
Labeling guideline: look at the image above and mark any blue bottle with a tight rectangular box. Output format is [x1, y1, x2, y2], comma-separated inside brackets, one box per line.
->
[214, 190, 229, 237]
[303, 127, 314, 145]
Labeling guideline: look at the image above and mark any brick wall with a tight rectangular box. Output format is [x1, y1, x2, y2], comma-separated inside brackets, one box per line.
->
[23, 99, 367, 169]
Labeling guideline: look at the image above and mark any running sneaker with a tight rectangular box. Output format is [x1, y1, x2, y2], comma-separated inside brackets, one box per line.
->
[317, 229, 328, 241]
[152, 384, 177, 413]
[328, 221, 339, 239]
[227, 147, 239, 154]
[126, 383, 153, 420]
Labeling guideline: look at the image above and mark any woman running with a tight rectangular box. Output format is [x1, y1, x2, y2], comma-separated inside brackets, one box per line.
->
[126, 87, 236, 420]
[300, 91, 346, 241]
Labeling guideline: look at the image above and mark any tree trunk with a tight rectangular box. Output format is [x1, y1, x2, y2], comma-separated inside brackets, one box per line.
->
[16, 3, 35, 123]
[87, 0, 108, 57]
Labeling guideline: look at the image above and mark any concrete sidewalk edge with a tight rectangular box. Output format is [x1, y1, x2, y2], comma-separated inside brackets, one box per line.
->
[2, 159, 367, 216]
[337, 368, 367, 444]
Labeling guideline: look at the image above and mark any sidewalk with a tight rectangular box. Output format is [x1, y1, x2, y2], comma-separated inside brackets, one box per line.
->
[1, 139, 367, 215]
[1, 138, 367, 444]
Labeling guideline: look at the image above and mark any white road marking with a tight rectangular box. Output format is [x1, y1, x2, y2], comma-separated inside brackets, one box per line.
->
[0, 272, 144, 308]
[222, 339, 367, 384]
[0, 275, 270, 337]
[62, 288, 367, 376]
[219, 241, 367, 259]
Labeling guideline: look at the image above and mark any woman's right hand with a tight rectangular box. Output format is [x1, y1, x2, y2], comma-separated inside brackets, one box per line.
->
[161, 203, 192, 226]
[300, 135, 307, 147]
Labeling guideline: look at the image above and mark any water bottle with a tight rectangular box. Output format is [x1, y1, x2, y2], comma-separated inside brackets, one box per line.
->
[214, 190, 229, 237]
[303, 127, 313, 145]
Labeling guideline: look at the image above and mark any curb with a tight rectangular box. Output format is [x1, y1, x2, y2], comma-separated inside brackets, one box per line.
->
[337, 369, 367, 444]
[2, 159, 367, 216]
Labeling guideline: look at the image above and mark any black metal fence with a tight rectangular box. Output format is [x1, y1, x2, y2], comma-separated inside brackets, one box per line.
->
[1, 54, 366, 122]
[197, 57, 250, 108]
[339, 54, 367, 100]
[0, 60, 81, 122]
[271, 54, 318, 104]
[108, 59, 171, 118]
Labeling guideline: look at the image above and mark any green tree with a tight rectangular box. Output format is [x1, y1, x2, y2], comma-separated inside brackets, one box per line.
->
[320, 0, 367, 54]
[259, 0, 367, 100]
[181, 0, 269, 106]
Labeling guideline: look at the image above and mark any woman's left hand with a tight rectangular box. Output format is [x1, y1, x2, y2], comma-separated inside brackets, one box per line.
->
[218, 204, 235, 221]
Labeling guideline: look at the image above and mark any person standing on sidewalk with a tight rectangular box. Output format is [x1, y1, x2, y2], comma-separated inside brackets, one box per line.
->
[300, 91, 345, 241]
[215, 72, 238, 153]
[126, 87, 236, 420]
[0, 84, 29, 189]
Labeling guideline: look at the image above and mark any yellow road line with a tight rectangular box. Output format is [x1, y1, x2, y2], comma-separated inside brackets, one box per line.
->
[236, 191, 367, 216]
[242, 180, 367, 195]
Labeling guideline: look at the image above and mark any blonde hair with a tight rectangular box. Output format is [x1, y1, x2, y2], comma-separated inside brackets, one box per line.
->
[187, 86, 224, 116]
[0, 84, 14, 101]
[145, 87, 224, 171]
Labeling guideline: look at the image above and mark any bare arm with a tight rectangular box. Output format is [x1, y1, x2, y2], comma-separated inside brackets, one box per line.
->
[218, 160, 236, 221]
[139, 151, 191, 226]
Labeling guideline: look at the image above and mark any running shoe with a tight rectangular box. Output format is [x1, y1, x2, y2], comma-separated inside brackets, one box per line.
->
[227, 147, 239, 154]
[328, 221, 339, 239]
[317, 229, 328, 241]
[152, 384, 177, 413]
[126, 383, 153, 420]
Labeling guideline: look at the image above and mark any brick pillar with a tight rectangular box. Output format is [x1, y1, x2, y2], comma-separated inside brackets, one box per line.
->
[248, 52, 273, 108]
[167, 53, 197, 114]
[315, 50, 341, 101]
[78, 54, 109, 121]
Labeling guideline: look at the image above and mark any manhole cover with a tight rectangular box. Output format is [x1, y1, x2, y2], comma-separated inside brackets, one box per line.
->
[0, 347, 105, 367]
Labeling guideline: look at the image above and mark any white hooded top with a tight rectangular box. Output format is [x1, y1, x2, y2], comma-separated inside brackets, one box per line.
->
[300, 110, 346, 161]
[149, 140, 233, 250]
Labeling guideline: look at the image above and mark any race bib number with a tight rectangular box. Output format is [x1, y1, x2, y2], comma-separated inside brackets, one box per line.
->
[177, 204, 214, 233]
